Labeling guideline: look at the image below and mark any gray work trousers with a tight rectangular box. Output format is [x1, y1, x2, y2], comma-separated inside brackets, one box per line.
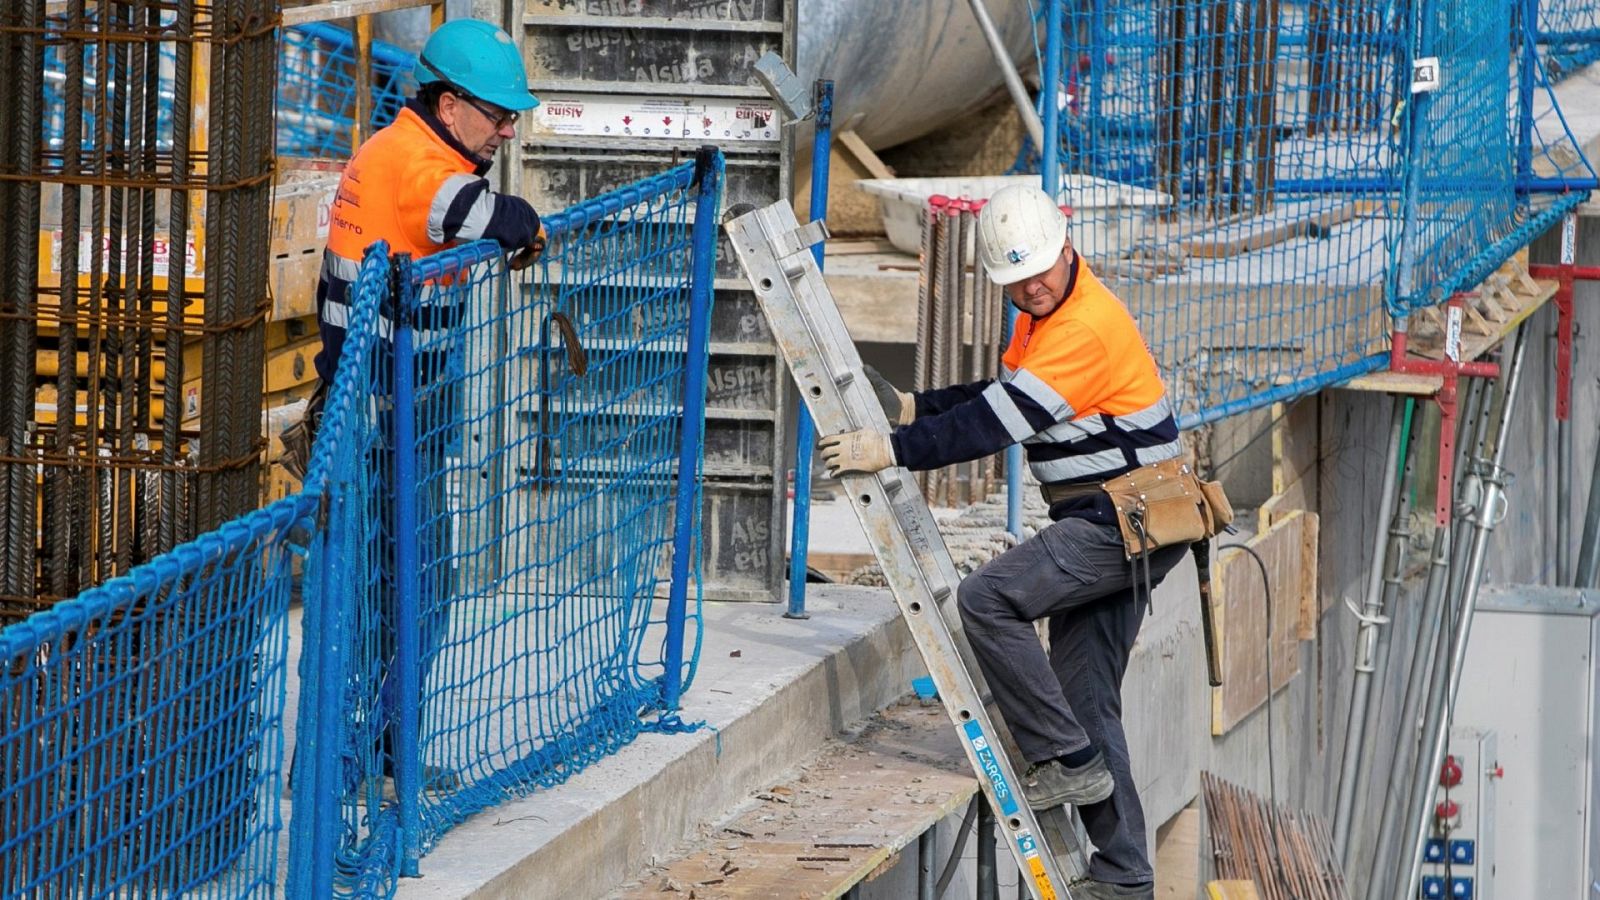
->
[956, 515, 1187, 886]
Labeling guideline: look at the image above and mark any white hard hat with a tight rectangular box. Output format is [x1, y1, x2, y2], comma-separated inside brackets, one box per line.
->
[976, 184, 1068, 285]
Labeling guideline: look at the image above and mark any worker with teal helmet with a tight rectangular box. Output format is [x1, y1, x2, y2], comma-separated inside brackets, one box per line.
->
[414, 18, 541, 114]
[283, 19, 549, 797]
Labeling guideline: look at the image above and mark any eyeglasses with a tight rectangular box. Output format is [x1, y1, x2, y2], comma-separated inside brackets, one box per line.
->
[458, 93, 519, 130]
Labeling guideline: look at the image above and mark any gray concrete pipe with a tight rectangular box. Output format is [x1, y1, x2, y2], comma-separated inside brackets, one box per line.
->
[796, 0, 1039, 154]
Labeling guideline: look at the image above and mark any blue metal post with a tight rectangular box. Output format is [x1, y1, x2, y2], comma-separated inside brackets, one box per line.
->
[391, 253, 423, 877]
[1517, 0, 1540, 195]
[291, 487, 344, 900]
[1007, 0, 1063, 538]
[664, 148, 723, 711]
[787, 80, 833, 619]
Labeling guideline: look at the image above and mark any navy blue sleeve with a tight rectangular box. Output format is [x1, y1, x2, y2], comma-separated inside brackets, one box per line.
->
[913, 379, 994, 417]
[889, 382, 1059, 472]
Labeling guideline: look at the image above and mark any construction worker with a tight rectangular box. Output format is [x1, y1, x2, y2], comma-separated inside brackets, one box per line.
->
[819, 184, 1186, 899]
[284, 18, 545, 796]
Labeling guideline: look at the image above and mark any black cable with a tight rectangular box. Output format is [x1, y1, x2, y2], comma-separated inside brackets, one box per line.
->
[935, 795, 980, 899]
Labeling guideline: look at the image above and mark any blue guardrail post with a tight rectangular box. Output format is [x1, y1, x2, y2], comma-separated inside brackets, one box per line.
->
[664, 147, 723, 712]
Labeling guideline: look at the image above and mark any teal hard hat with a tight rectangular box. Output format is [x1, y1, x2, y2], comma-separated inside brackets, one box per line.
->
[415, 19, 540, 112]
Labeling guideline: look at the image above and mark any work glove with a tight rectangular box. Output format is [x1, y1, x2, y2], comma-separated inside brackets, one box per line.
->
[818, 429, 897, 477]
[507, 224, 548, 271]
[862, 363, 915, 427]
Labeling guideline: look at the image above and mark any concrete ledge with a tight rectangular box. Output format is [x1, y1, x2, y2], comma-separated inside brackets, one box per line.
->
[396, 585, 925, 900]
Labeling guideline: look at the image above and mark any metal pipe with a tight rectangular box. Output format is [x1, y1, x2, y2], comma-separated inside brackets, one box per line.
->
[1367, 379, 1484, 899]
[392, 255, 424, 878]
[962, 0, 1045, 151]
[1577, 420, 1600, 586]
[1560, 416, 1573, 580]
[1398, 326, 1530, 900]
[1333, 395, 1408, 858]
[1364, 523, 1452, 900]
[1343, 398, 1421, 867]
[665, 151, 722, 702]
[1005, 0, 1063, 537]
[787, 80, 833, 620]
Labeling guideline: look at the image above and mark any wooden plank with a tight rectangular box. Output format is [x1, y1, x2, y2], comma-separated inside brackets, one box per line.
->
[1295, 512, 1320, 639]
[1210, 510, 1314, 735]
[836, 130, 895, 181]
[1181, 200, 1376, 260]
[1155, 805, 1203, 899]
[616, 703, 978, 900]
[1339, 370, 1443, 395]
[1271, 400, 1319, 496]
[1207, 881, 1263, 900]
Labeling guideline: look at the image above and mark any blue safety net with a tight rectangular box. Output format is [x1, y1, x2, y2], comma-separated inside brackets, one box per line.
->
[1539, 0, 1600, 80]
[1011, 0, 1595, 427]
[287, 245, 404, 899]
[276, 23, 418, 159]
[0, 497, 301, 897]
[40, 21, 414, 158]
[2, 153, 722, 897]
[401, 160, 713, 845]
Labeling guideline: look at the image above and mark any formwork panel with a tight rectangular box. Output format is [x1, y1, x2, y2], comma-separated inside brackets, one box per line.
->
[519, 0, 793, 600]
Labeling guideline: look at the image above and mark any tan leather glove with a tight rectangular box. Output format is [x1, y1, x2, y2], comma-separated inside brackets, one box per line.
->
[508, 224, 548, 271]
[818, 429, 897, 477]
[862, 363, 915, 427]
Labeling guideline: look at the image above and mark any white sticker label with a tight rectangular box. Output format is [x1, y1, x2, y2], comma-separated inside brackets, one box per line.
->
[531, 93, 779, 142]
[1411, 56, 1441, 94]
[49, 230, 199, 277]
[1562, 213, 1577, 265]
[1445, 304, 1463, 362]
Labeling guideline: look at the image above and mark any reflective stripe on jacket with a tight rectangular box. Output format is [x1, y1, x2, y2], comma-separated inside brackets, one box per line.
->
[312, 100, 540, 387]
[889, 255, 1180, 521]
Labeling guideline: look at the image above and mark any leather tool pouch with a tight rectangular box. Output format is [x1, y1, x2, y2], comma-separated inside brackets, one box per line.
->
[1101, 457, 1233, 558]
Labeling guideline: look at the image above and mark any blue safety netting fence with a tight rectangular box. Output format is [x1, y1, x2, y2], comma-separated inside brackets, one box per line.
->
[0, 498, 300, 897]
[1540, 0, 1600, 80]
[41, 20, 414, 158]
[0, 152, 724, 899]
[1012, 0, 1596, 427]
[277, 22, 417, 158]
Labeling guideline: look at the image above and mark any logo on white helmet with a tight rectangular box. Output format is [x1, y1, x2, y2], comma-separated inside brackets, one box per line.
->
[1005, 247, 1029, 266]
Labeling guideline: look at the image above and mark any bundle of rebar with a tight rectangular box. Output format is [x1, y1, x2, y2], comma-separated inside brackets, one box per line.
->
[0, 0, 274, 619]
[914, 196, 1006, 509]
[1202, 771, 1350, 900]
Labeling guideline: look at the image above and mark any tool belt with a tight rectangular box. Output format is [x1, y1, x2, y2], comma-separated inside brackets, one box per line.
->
[1040, 457, 1233, 560]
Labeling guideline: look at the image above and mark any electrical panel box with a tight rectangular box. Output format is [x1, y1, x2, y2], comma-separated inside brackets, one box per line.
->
[1454, 585, 1600, 899]
[1413, 728, 1496, 900]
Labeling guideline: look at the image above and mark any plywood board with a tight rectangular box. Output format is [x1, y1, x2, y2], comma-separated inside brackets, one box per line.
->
[1210, 510, 1315, 735]
[1207, 880, 1263, 900]
[616, 703, 977, 900]
[1272, 399, 1319, 496]
[1155, 806, 1203, 899]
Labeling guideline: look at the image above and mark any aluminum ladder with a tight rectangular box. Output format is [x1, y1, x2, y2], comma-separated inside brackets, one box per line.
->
[725, 201, 1091, 900]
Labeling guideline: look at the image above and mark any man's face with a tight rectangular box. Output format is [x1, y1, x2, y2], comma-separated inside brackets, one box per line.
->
[1003, 243, 1075, 318]
[437, 91, 517, 162]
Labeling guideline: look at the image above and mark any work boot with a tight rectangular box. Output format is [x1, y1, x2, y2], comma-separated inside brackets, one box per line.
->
[1022, 752, 1115, 810]
[1067, 877, 1155, 899]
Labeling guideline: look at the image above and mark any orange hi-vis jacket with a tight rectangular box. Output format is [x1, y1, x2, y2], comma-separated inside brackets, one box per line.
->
[889, 254, 1181, 521]
[312, 100, 540, 387]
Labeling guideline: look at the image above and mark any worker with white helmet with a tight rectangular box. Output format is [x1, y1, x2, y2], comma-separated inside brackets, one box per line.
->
[820, 184, 1200, 900]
